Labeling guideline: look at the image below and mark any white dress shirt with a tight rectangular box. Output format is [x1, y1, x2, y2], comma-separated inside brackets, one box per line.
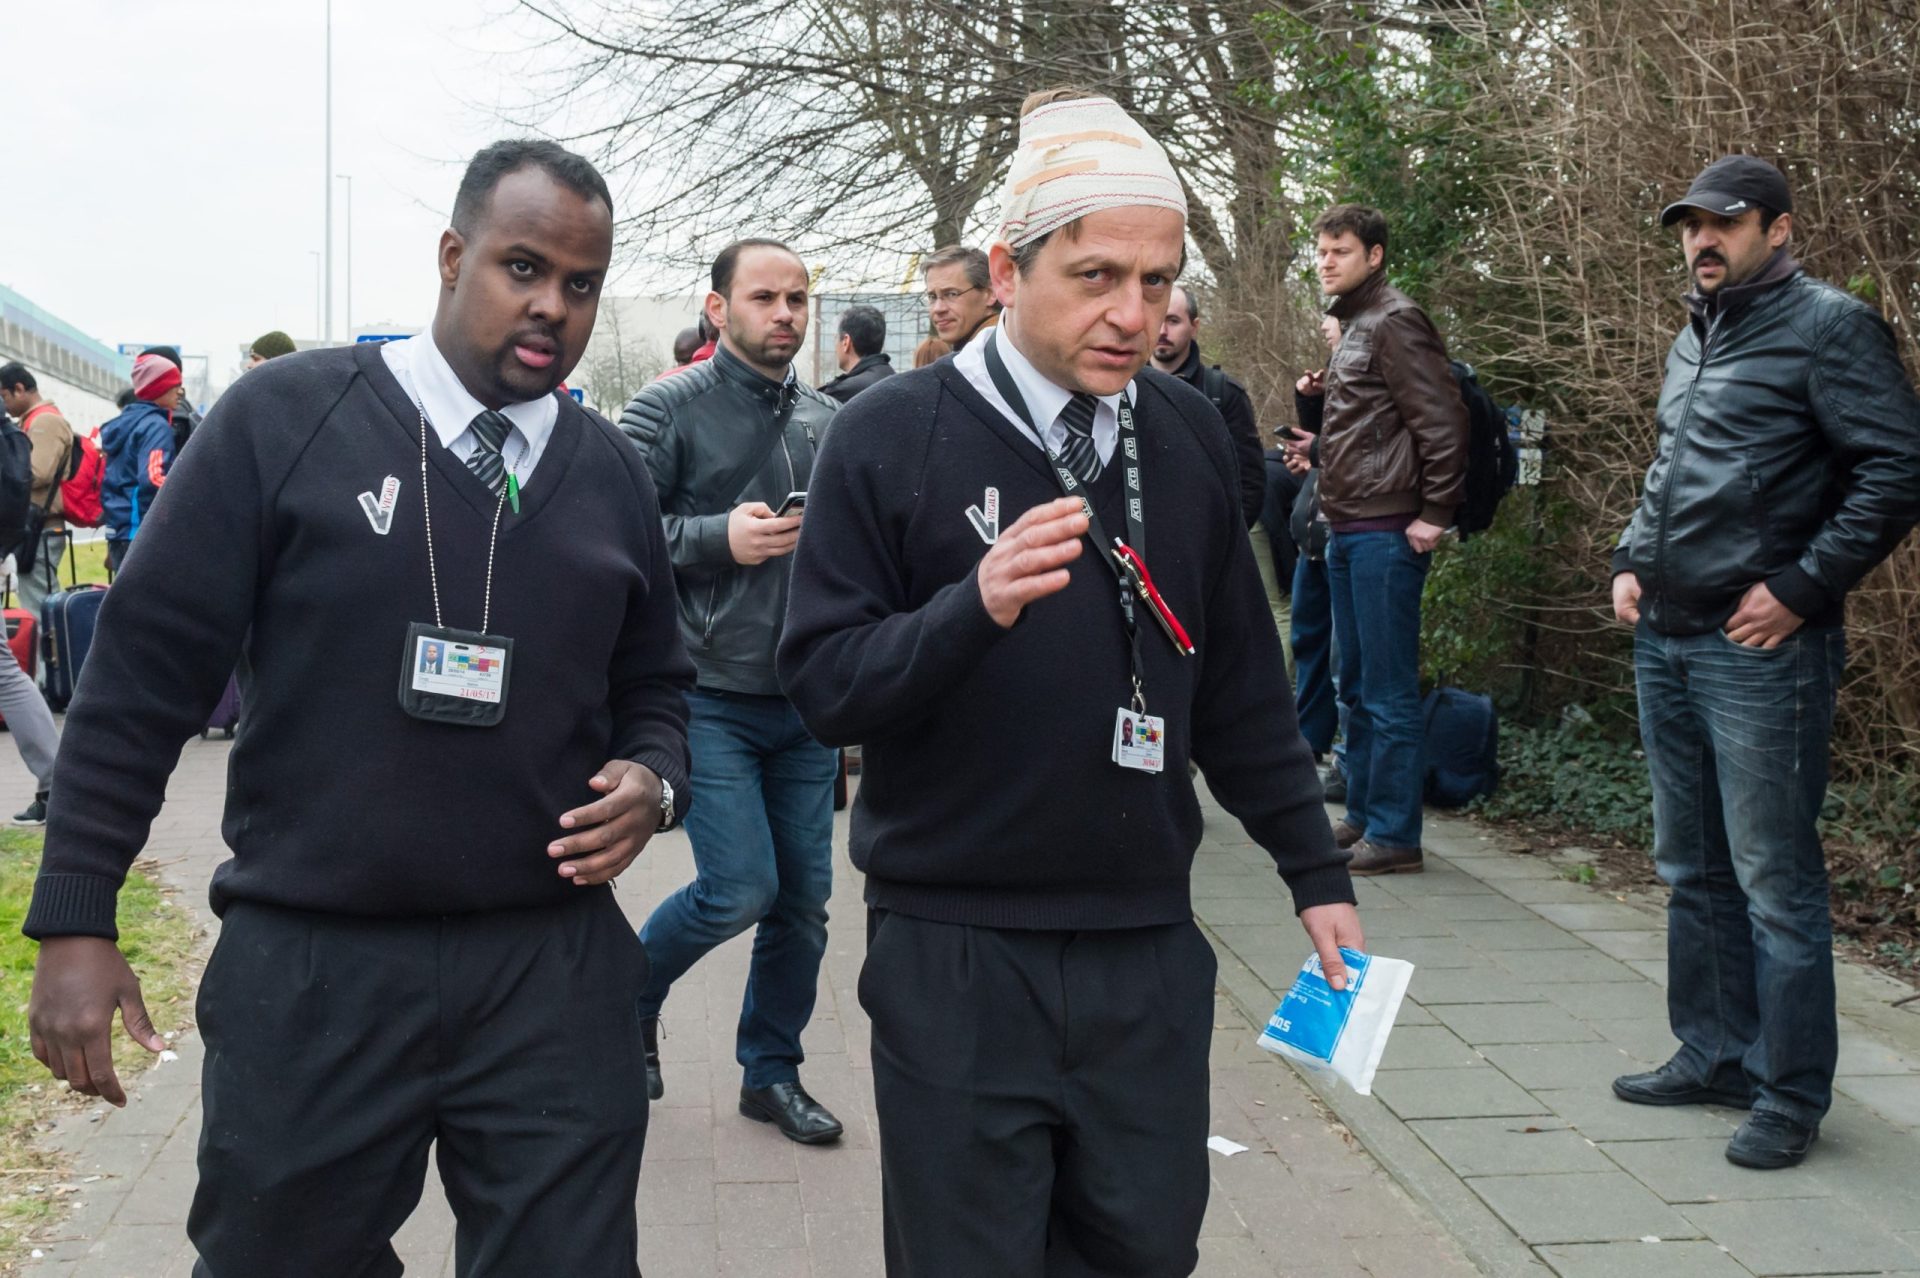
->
[954, 323, 1132, 467]
[381, 331, 560, 488]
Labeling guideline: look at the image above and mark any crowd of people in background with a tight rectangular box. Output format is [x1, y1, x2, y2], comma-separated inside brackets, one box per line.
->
[6, 78, 1920, 1278]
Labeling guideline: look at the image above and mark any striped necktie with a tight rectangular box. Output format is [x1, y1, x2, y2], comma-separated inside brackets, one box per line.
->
[465, 410, 512, 495]
[1055, 393, 1102, 484]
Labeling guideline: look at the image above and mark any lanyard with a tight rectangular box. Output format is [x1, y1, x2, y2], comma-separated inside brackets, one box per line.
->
[983, 334, 1192, 709]
[416, 404, 523, 634]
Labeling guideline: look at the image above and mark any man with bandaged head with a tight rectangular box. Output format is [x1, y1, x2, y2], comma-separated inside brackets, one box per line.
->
[779, 89, 1360, 1276]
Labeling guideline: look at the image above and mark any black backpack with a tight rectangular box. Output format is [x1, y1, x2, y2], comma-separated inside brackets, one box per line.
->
[1451, 360, 1517, 538]
[0, 420, 35, 559]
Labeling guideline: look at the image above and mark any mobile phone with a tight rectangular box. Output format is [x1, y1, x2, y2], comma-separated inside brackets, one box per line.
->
[774, 491, 807, 516]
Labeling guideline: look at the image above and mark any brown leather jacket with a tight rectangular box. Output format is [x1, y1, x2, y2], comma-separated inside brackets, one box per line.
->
[1317, 271, 1467, 526]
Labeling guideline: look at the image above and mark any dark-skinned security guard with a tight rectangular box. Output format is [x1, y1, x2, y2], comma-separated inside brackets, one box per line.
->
[779, 91, 1361, 1277]
[22, 140, 694, 1277]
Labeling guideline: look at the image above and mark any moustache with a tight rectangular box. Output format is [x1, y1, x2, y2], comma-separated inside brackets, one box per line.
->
[1692, 252, 1727, 269]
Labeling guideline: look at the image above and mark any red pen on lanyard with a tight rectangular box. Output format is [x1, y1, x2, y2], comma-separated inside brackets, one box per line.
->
[1111, 541, 1195, 656]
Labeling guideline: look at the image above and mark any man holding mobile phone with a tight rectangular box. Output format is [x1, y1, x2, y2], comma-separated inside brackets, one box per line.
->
[618, 238, 845, 1144]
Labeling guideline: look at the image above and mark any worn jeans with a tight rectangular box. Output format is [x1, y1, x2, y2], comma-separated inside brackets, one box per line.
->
[1290, 553, 1337, 757]
[1635, 623, 1845, 1127]
[1327, 531, 1430, 849]
[636, 688, 837, 1089]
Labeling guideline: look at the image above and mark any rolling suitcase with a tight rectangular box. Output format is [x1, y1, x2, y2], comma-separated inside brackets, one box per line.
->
[0, 603, 37, 728]
[41, 584, 107, 712]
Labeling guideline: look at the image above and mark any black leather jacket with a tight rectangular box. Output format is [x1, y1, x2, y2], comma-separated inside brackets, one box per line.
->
[620, 344, 838, 693]
[1616, 258, 1920, 635]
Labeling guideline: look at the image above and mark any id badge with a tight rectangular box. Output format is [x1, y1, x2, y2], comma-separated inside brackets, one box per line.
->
[398, 622, 513, 727]
[1111, 707, 1167, 774]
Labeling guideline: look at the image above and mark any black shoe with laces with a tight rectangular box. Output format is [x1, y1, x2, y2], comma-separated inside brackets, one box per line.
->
[740, 1080, 843, 1145]
[1726, 1111, 1818, 1169]
[11, 792, 47, 826]
[1612, 1062, 1754, 1109]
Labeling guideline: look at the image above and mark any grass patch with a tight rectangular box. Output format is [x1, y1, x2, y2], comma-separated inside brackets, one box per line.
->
[0, 831, 199, 1255]
[50, 538, 110, 590]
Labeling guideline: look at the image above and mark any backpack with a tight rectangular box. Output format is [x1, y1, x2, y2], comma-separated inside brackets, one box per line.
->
[1422, 687, 1500, 808]
[0, 422, 34, 559]
[57, 431, 105, 529]
[1201, 365, 1228, 411]
[1451, 361, 1518, 538]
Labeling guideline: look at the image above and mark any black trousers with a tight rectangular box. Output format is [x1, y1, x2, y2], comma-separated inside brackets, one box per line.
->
[189, 892, 650, 1278]
[859, 910, 1215, 1278]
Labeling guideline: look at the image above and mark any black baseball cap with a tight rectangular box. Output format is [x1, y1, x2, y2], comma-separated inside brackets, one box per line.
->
[1660, 155, 1793, 226]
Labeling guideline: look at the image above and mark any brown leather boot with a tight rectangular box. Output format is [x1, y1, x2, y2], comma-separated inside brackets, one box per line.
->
[1348, 839, 1423, 876]
[1332, 819, 1365, 849]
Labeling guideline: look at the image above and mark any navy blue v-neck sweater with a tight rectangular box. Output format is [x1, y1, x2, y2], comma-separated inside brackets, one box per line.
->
[25, 343, 695, 939]
[778, 359, 1352, 930]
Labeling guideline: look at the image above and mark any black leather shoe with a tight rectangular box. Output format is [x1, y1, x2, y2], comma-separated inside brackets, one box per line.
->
[640, 1017, 664, 1102]
[740, 1081, 843, 1145]
[1727, 1111, 1818, 1169]
[1612, 1064, 1753, 1109]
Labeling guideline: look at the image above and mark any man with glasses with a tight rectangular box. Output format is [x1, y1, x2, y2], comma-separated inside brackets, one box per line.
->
[922, 245, 1001, 352]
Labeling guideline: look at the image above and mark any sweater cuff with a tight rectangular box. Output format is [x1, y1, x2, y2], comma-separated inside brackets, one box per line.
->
[624, 748, 689, 799]
[1766, 564, 1830, 621]
[1610, 547, 1634, 578]
[22, 873, 122, 941]
[1282, 861, 1358, 915]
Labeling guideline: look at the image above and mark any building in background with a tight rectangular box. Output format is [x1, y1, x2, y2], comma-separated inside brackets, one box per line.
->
[1, 285, 130, 429]
[811, 291, 927, 386]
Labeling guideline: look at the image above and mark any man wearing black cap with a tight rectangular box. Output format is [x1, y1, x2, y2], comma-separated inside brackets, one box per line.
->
[1610, 155, 1920, 1168]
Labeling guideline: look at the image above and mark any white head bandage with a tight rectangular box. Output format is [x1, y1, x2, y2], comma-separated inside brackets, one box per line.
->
[993, 96, 1187, 250]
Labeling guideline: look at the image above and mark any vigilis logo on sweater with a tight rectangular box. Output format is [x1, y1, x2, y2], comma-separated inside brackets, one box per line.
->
[358, 476, 401, 535]
[965, 487, 1000, 545]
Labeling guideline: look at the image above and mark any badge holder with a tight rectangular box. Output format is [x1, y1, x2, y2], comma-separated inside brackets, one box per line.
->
[398, 402, 520, 728]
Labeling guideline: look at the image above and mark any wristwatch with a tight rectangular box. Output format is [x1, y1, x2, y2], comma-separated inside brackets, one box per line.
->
[658, 775, 677, 831]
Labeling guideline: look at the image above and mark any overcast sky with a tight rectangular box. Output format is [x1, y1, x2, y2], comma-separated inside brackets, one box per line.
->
[5, 0, 664, 389]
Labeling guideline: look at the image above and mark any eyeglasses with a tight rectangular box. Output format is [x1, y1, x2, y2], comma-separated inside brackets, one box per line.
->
[924, 286, 983, 307]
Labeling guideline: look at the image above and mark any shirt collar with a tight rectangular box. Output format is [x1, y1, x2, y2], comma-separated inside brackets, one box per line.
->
[992, 323, 1129, 426]
[396, 329, 560, 454]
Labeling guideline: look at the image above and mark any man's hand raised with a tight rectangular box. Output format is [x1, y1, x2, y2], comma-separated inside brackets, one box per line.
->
[978, 497, 1088, 628]
[728, 502, 803, 566]
[29, 936, 166, 1107]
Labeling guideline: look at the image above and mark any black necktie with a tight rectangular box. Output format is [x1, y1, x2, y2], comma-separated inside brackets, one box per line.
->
[1055, 393, 1101, 484]
[465, 410, 512, 495]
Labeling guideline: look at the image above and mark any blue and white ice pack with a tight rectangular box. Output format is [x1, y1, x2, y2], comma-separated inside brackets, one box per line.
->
[1257, 948, 1414, 1096]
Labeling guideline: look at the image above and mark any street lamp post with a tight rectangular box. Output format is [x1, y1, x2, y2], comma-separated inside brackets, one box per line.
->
[324, 0, 333, 342]
[336, 173, 353, 338]
[308, 250, 322, 340]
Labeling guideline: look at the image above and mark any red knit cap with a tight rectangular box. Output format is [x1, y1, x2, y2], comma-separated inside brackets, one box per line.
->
[132, 353, 182, 402]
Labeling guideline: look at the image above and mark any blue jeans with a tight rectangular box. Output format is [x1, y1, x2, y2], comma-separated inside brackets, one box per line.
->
[1290, 554, 1338, 757]
[636, 688, 838, 1089]
[1327, 531, 1430, 849]
[1635, 624, 1845, 1127]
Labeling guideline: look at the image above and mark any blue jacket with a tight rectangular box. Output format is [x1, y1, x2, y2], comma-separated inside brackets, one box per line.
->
[100, 401, 175, 538]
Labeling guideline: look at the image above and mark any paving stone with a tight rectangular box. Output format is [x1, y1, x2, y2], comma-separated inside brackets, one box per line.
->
[1587, 1018, 1682, 1066]
[1407, 1116, 1615, 1177]
[1532, 1087, 1740, 1143]
[1370, 1066, 1543, 1120]
[1450, 920, 1598, 952]
[1480, 1042, 1651, 1090]
[1358, 910, 1461, 940]
[1470, 1171, 1694, 1244]
[1448, 854, 1564, 880]
[1374, 936, 1479, 969]
[1527, 902, 1661, 932]
[1600, 1136, 1830, 1203]
[638, 1224, 717, 1278]
[1194, 1234, 1287, 1277]
[1428, 1002, 1603, 1046]
[1407, 969, 1552, 1005]
[1574, 930, 1670, 963]
[639, 1158, 718, 1226]
[1406, 893, 1541, 922]
[1540, 980, 1670, 1022]
[1374, 867, 1495, 896]
[1490, 878, 1612, 906]
[803, 1211, 883, 1277]
[1625, 959, 1669, 987]
[1376, 1026, 1483, 1071]
[715, 1246, 814, 1276]
[1684, 1197, 1920, 1275]
[1535, 1239, 1749, 1277]
[1833, 1073, 1920, 1127]
[714, 1182, 806, 1251]
[1487, 948, 1641, 986]
[1834, 1029, 1920, 1076]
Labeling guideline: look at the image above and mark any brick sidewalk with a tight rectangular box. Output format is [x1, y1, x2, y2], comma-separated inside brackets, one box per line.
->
[11, 739, 1472, 1277]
